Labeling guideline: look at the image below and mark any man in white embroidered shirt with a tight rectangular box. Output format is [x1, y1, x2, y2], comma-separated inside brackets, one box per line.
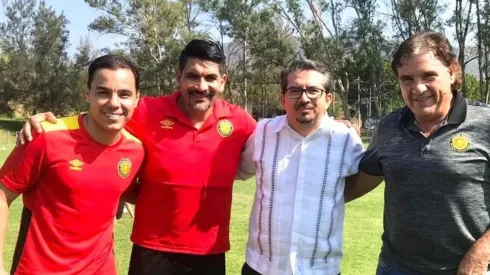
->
[238, 59, 365, 275]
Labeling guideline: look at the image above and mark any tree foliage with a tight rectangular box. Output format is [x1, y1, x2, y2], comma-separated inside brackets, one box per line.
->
[1, 0, 489, 120]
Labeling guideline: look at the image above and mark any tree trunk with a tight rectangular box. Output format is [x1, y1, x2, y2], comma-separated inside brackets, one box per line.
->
[242, 40, 248, 112]
[337, 78, 350, 120]
[476, 0, 485, 101]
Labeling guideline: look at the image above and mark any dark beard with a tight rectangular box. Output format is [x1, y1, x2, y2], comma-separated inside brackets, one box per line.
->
[296, 116, 313, 124]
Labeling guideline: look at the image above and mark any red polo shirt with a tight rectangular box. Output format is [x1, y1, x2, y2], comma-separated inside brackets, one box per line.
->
[128, 91, 256, 254]
[0, 115, 144, 275]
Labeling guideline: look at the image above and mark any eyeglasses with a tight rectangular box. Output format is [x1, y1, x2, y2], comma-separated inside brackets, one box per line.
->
[285, 87, 325, 99]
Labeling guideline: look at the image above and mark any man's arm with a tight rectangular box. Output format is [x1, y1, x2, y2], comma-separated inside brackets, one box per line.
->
[236, 132, 256, 180]
[344, 124, 384, 202]
[344, 172, 383, 202]
[0, 183, 20, 274]
[121, 178, 140, 205]
[0, 131, 45, 273]
[457, 230, 490, 275]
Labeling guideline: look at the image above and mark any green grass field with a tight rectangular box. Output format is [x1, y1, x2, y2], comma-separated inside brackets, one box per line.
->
[0, 119, 384, 274]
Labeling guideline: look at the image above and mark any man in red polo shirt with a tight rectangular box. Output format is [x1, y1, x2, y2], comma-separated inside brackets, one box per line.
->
[0, 55, 145, 275]
[19, 40, 256, 274]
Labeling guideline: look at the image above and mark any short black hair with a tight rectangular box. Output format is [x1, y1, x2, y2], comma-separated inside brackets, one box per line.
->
[280, 59, 334, 93]
[178, 39, 226, 73]
[87, 55, 140, 91]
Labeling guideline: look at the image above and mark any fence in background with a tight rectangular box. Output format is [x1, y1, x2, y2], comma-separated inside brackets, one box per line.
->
[0, 130, 16, 150]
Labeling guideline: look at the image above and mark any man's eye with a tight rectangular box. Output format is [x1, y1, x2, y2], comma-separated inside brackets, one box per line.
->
[307, 89, 322, 94]
[401, 79, 412, 85]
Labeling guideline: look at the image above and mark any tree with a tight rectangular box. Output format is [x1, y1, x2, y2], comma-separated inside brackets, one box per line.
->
[200, 0, 295, 115]
[348, 0, 394, 117]
[85, 0, 203, 95]
[276, 0, 354, 119]
[67, 36, 99, 113]
[451, 0, 475, 96]
[476, 0, 485, 101]
[0, 0, 36, 52]
[28, 0, 71, 115]
[464, 73, 481, 100]
[386, 0, 447, 41]
[0, 0, 36, 115]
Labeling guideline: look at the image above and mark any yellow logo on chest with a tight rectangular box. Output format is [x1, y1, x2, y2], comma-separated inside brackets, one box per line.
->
[450, 134, 471, 152]
[118, 158, 132, 178]
[217, 119, 233, 137]
[69, 159, 84, 171]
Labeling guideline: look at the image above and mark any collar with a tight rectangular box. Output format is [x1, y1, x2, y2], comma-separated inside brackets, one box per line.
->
[273, 112, 332, 134]
[399, 91, 467, 128]
[163, 91, 232, 120]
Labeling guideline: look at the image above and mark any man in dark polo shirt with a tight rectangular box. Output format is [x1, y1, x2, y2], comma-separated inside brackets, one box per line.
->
[345, 32, 490, 274]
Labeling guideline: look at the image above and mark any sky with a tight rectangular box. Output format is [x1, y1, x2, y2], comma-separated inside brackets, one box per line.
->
[0, 0, 458, 58]
[38, 0, 126, 56]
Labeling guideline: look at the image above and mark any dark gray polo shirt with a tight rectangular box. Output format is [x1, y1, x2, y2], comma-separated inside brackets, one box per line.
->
[360, 93, 490, 274]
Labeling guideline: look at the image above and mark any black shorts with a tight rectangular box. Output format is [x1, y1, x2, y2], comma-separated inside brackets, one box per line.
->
[11, 206, 32, 275]
[241, 262, 261, 275]
[128, 244, 225, 275]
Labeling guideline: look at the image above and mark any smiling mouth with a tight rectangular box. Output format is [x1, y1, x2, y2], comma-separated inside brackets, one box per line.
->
[413, 96, 432, 101]
[103, 112, 123, 120]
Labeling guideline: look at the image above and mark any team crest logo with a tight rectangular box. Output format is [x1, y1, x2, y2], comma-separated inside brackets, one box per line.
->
[69, 159, 84, 171]
[118, 158, 132, 178]
[217, 119, 233, 137]
[450, 134, 470, 152]
[160, 120, 174, 129]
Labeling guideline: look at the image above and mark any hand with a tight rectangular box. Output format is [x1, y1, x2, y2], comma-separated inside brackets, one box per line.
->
[16, 112, 57, 146]
[0, 267, 8, 275]
[336, 119, 361, 137]
[457, 243, 490, 275]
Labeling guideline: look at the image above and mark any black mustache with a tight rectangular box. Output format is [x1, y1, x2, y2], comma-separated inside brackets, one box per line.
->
[294, 103, 314, 109]
[189, 90, 215, 98]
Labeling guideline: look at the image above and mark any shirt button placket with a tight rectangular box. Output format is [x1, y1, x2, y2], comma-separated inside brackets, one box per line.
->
[290, 139, 308, 272]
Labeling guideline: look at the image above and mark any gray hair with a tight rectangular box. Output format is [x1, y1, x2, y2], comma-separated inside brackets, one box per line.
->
[280, 59, 334, 94]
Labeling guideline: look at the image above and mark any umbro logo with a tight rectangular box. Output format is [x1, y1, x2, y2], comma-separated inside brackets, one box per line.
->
[160, 120, 174, 129]
[69, 159, 84, 171]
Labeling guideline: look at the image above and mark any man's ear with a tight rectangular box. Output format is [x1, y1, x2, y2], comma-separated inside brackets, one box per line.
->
[324, 92, 333, 110]
[221, 74, 228, 86]
[280, 93, 286, 110]
[134, 91, 140, 107]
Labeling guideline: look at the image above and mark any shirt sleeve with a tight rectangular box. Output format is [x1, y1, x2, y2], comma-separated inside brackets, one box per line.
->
[236, 131, 256, 180]
[244, 111, 257, 138]
[125, 96, 150, 137]
[0, 131, 46, 193]
[359, 126, 384, 176]
[344, 127, 366, 177]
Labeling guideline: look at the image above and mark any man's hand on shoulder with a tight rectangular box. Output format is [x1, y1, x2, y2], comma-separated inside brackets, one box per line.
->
[17, 112, 57, 145]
